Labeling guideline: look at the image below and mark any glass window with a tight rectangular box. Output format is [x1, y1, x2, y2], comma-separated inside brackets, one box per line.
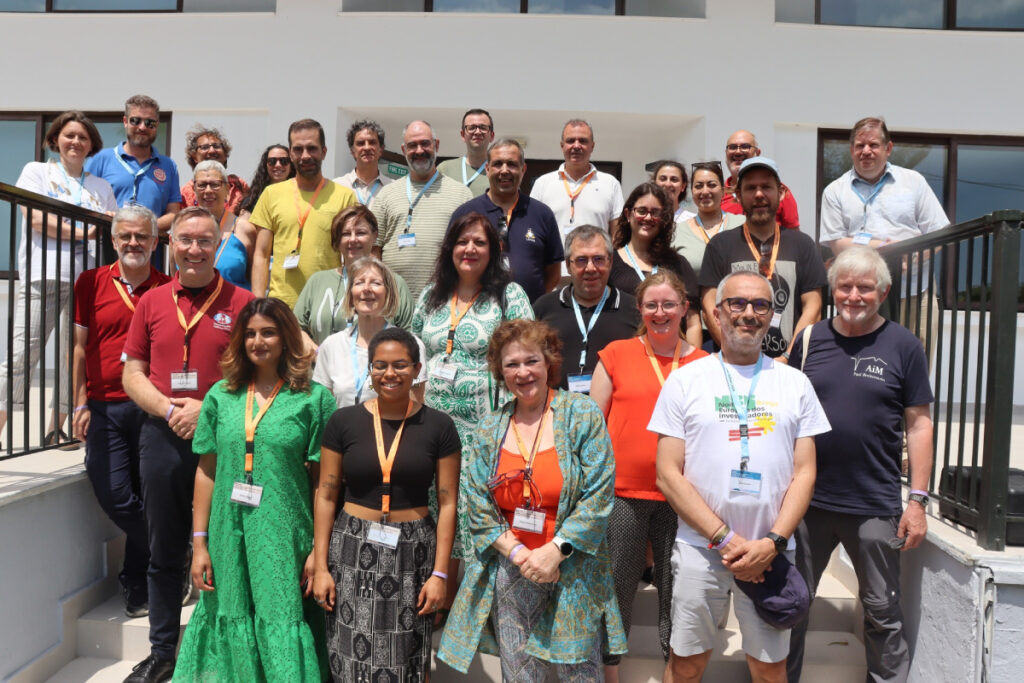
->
[528, 0, 615, 15]
[625, 0, 704, 18]
[0, 0, 45, 9]
[53, 0, 177, 8]
[957, 2, 1024, 29]
[819, 0, 944, 29]
[954, 145, 1024, 224]
[341, 0, 422, 10]
[821, 138, 947, 207]
[433, 0, 519, 11]
[0, 120, 39, 272]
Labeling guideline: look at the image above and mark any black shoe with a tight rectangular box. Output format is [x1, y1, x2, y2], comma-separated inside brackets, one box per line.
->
[123, 654, 174, 683]
[122, 579, 149, 618]
[640, 565, 655, 586]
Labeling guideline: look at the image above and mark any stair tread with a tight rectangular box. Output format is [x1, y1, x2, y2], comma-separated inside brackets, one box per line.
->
[46, 657, 136, 683]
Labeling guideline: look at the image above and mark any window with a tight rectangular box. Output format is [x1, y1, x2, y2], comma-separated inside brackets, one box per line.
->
[776, 0, 1024, 30]
[0, 0, 274, 11]
[343, 0, 705, 17]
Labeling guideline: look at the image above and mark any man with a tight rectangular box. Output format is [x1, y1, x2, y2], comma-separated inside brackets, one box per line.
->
[721, 130, 800, 230]
[178, 125, 250, 213]
[700, 157, 826, 360]
[437, 108, 495, 197]
[72, 206, 170, 620]
[448, 138, 563, 302]
[533, 225, 638, 391]
[651, 270, 829, 683]
[121, 207, 253, 683]
[333, 119, 393, 205]
[249, 118, 356, 306]
[86, 94, 181, 233]
[819, 116, 949, 354]
[529, 119, 624, 273]
[787, 247, 933, 683]
[370, 120, 473, 299]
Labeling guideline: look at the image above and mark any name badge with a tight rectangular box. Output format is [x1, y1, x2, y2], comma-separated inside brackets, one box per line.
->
[170, 371, 199, 392]
[397, 232, 417, 248]
[567, 374, 592, 394]
[367, 521, 400, 548]
[282, 252, 301, 270]
[729, 469, 762, 497]
[512, 507, 546, 534]
[770, 311, 783, 329]
[431, 363, 458, 383]
[230, 480, 263, 507]
[853, 232, 873, 245]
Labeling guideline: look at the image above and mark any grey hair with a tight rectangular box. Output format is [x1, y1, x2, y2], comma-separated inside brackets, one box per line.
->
[111, 204, 159, 237]
[715, 270, 774, 305]
[488, 138, 525, 162]
[342, 256, 399, 321]
[170, 206, 218, 236]
[193, 159, 228, 183]
[562, 119, 593, 141]
[564, 225, 613, 260]
[828, 245, 892, 292]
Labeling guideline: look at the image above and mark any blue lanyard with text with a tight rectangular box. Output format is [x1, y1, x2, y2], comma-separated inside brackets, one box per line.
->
[405, 172, 439, 231]
[718, 352, 762, 471]
[851, 172, 889, 230]
[356, 179, 381, 205]
[623, 244, 658, 281]
[114, 143, 156, 203]
[461, 157, 486, 186]
[571, 286, 610, 370]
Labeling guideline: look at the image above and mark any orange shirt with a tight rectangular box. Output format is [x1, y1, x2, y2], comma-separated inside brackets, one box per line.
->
[598, 337, 708, 499]
[493, 446, 562, 548]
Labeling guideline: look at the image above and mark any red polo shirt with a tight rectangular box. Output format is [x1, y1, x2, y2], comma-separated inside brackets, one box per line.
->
[722, 177, 800, 229]
[74, 263, 171, 401]
[123, 271, 254, 401]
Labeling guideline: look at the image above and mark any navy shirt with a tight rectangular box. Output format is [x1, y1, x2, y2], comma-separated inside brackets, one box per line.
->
[790, 319, 933, 516]
[449, 192, 563, 302]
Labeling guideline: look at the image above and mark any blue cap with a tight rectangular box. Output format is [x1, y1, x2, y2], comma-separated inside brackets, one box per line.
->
[737, 156, 781, 183]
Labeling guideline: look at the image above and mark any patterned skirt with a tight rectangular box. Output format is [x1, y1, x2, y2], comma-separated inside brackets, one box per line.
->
[326, 512, 436, 682]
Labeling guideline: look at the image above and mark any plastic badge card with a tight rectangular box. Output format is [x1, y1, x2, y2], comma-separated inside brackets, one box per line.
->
[230, 481, 263, 507]
[512, 507, 545, 533]
[729, 469, 762, 497]
[367, 522, 400, 548]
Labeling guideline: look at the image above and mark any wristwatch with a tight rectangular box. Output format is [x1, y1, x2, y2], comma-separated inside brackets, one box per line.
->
[552, 535, 574, 558]
[908, 492, 930, 507]
[766, 532, 788, 555]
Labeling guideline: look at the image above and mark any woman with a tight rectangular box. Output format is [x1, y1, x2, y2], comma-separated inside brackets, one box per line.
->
[175, 298, 336, 682]
[236, 144, 294, 222]
[0, 111, 117, 444]
[294, 205, 414, 347]
[609, 183, 702, 349]
[438, 319, 627, 679]
[589, 271, 708, 683]
[180, 125, 250, 214]
[313, 327, 461, 682]
[652, 160, 696, 222]
[193, 159, 254, 290]
[673, 161, 746, 274]
[313, 255, 426, 408]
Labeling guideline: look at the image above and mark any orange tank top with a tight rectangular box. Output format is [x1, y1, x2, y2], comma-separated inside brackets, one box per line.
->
[492, 446, 562, 548]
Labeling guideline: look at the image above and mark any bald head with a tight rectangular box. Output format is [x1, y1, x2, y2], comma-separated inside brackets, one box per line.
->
[726, 130, 761, 179]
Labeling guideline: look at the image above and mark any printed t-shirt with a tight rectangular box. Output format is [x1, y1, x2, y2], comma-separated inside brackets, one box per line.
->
[493, 446, 562, 548]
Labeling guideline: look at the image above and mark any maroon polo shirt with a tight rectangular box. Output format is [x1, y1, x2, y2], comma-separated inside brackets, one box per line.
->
[123, 271, 254, 401]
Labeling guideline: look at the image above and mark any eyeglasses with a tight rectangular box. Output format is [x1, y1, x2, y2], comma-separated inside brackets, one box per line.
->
[128, 116, 158, 130]
[195, 181, 224, 191]
[173, 237, 217, 249]
[641, 301, 682, 313]
[631, 207, 662, 219]
[267, 157, 290, 166]
[370, 360, 415, 374]
[570, 255, 608, 269]
[114, 233, 154, 244]
[726, 143, 754, 152]
[721, 297, 773, 315]
[463, 124, 492, 133]
[498, 216, 510, 252]
[197, 143, 224, 152]
[487, 468, 544, 509]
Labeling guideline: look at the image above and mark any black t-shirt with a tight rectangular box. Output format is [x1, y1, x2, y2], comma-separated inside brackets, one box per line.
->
[699, 226, 827, 357]
[321, 404, 461, 510]
[532, 285, 640, 389]
[608, 249, 700, 305]
[790, 319, 933, 516]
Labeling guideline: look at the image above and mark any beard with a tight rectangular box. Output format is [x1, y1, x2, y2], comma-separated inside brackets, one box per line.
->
[128, 131, 156, 148]
[407, 153, 435, 176]
[119, 250, 150, 269]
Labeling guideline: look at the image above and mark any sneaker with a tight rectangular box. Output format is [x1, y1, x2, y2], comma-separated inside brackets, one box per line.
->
[123, 654, 174, 683]
[122, 580, 149, 619]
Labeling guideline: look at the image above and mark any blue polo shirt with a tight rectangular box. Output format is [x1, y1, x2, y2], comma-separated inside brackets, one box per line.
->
[448, 191, 563, 302]
[86, 142, 182, 215]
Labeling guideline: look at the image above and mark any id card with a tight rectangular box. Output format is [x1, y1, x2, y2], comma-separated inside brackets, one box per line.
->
[852, 232, 873, 245]
[567, 374, 592, 394]
[431, 363, 458, 383]
[770, 311, 783, 329]
[397, 233, 417, 248]
[729, 469, 762, 496]
[367, 521, 400, 548]
[230, 480, 264, 507]
[170, 371, 198, 392]
[282, 252, 301, 270]
[512, 507, 546, 534]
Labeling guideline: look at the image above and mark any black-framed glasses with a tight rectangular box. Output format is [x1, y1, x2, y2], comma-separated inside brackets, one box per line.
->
[195, 181, 224, 191]
[726, 143, 754, 152]
[630, 207, 663, 219]
[641, 301, 682, 313]
[721, 297, 773, 315]
[267, 157, 291, 167]
[128, 116, 158, 130]
[463, 124, 492, 133]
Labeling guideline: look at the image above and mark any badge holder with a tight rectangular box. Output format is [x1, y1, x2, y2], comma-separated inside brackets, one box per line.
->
[282, 250, 301, 270]
[567, 373, 592, 394]
[367, 490, 400, 549]
[431, 358, 458, 383]
[397, 232, 417, 248]
[512, 504, 546, 534]
[171, 368, 198, 392]
[231, 475, 264, 508]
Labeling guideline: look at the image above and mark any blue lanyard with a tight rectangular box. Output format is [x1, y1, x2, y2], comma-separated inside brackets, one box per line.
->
[461, 157, 486, 186]
[570, 286, 610, 370]
[717, 351, 762, 471]
[114, 143, 156, 203]
[349, 319, 390, 401]
[851, 172, 889, 231]
[355, 178, 381, 205]
[55, 160, 85, 207]
[405, 172, 439, 231]
[623, 244, 657, 281]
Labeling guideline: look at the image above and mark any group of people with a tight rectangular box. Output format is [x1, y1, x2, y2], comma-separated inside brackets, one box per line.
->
[6, 93, 948, 683]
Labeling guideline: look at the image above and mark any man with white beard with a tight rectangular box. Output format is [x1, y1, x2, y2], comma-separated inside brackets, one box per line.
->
[371, 120, 473, 299]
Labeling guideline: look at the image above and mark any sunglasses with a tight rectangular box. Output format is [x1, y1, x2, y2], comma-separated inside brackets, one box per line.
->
[128, 116, 158, 130]
[267, 157, 291, 167]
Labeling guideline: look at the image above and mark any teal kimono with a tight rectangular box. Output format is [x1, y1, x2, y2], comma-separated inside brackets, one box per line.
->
[438, 390, 628, 671]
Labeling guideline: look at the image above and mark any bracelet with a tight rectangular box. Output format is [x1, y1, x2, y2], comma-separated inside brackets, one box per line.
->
[193, 531, 208, 537]
[711, 530, 735, 551]
[910, 489, 929, 497]
[73, 405, 88, 413]
[165, 404, 175, 421]
[508, 543, 526, 562]
[431, 570, 448, 581]
[781, 350, 791, 360]
[708, 524, 730, 547]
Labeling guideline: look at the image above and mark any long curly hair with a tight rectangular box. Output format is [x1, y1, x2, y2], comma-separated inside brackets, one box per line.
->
[423, 212, 512, 313]
[220, 298, 313, 393]
[238, 144, 294, 215]
[613, 183, 680, 267]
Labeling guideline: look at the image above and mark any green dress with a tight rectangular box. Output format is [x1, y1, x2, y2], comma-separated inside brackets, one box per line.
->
[174, 380, 337, 683]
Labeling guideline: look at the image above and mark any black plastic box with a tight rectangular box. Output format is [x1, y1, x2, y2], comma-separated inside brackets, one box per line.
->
[938, 466, 1024, 546]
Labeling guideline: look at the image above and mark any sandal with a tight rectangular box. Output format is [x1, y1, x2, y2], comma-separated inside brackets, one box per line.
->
[44, 429, 79, 451]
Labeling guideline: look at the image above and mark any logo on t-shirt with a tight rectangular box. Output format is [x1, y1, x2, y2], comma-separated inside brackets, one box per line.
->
[212, 312, 233, 331]
[714, 395, 777, 439]
[524, 228, 537, 242]
[851, 355, 887, 382]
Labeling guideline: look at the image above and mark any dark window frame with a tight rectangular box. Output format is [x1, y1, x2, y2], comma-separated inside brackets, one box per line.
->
[27, 0, 182, 11]
[813, 0, 1024, 31]
[424, 0, 626, 14]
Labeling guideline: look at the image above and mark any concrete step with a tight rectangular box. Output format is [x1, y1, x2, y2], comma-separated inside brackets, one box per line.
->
[45, 657, 136, 683]
[75, 592, 197, 662]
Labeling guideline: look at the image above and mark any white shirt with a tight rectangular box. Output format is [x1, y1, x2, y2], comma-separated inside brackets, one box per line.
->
[334, 169, 393, 205]
[313, 326, 427, 409]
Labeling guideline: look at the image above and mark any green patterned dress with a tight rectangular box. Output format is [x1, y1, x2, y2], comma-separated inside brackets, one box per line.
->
[173, 380, 337, 683]
[411, 282, 534, 558]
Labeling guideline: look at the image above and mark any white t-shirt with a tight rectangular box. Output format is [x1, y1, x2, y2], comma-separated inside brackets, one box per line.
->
[313, 325, 428, 408]
[16, 160, 117, 282]
[648, 354, 830, 548]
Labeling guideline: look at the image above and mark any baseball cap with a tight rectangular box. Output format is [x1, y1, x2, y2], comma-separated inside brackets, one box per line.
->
[737, 156, 781, 184]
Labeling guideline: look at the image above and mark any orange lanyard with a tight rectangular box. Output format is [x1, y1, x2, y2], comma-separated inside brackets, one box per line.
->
[370, 398, 415, 520]
[292, 177, 326, 252]
[446, 290, 481, 356]
[509, 389, 554, 506]
[504, 194, 519, 231]
[743, 222, 780, 279]
[560, 169, 596, 224]
[110, 264, 138, 312]
[641, 336, 682, 387]
[170, 276, 224, 370]
[244, 379, 284, 477]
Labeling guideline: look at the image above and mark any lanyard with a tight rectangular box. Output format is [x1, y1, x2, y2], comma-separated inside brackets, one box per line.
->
[56, 161, 85, 207]
[623, 244, 658, 281]
[570, 286, 610, 370]
[114, 143, 156, 203]
[328, 268, 348, 335]
[461, 157, 486, 186]
[349, 322, 371, 401]
[446, 290, 481, 356]
[213, 213, 236, 268]
[743, 223, 780, 280]
[405, 172, 440, 231]
[641, 336, 682, 387]
[355, 178, 382, 205]
[560, 169, 596, 225]
[717, 352, 762, 471]
[502, 194, 519, 234]
[244, 379, 285, 480]
[508, 389, 554, 506]
[292, 178, 326, 253]
[370, 398, 415, 520]
[110, 264, 138, 312]
[171, 276, 224, 371]
[852, 173, 889, 230]
[692, 215, 721, 244]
